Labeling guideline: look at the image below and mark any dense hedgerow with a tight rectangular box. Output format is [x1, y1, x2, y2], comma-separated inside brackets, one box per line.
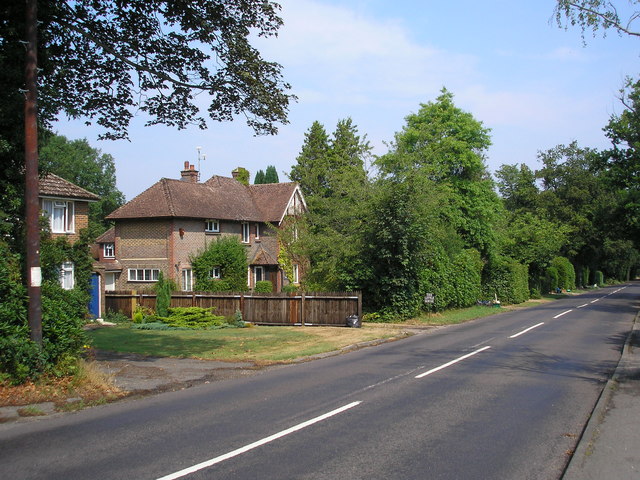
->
[482, 255, 529, 305]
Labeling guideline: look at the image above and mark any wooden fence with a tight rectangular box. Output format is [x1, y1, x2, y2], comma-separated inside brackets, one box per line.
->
[105, 290, 362, 327]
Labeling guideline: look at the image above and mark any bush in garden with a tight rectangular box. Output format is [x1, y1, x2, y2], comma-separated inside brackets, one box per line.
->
[191, 237, 248, 292]
[155, 271, 172, 317]
[144, 307, 226, 329]
[254, 280, 273, 293]
[594, 270, 604, 286]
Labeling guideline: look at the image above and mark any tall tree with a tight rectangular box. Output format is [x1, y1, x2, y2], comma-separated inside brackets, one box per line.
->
[264, 165, 279, 183]
[289, 121, 331, 197]
[376, 88, 502, 256]
[40, 134, 125, 235]
[495, 163, 539, 213]
[254, 170, 265, 185]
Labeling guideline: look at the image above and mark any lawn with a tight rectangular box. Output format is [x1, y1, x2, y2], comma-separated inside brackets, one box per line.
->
[87, 324, 408, 364]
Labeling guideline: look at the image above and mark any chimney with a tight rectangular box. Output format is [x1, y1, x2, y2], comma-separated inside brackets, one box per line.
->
[180, 161, 199, 183]
[231, 168, 240, 180]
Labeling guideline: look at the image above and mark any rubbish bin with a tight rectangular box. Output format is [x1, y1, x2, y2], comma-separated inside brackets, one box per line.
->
[346, 315, 361, 328]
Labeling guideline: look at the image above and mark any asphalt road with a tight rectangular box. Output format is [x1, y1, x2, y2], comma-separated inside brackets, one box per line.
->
[1, 284, 637, 480]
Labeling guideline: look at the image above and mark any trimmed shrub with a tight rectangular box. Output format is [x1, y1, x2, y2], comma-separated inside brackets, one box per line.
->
[545, 267, 559, 292]
[482, 256, 529, 305]
[551, 257, 576, 290]
[254, 280, 273, 293]
[150, 307, 226, 329]
[155, 272, 171, 317]
[594, 270, 604, 286]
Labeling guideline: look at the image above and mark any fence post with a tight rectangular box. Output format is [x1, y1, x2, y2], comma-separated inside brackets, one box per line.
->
[192, 291, 196, 307]
[300, 291, 306, 326]
[131, 290, 137, 317]
[240, 292, 245, 321]
[357, 291, 362, 319]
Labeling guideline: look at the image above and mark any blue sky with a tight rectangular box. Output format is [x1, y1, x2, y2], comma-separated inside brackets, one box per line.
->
[55, 0, 639, 201]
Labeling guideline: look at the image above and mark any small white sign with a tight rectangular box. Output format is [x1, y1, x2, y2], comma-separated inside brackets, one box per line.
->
[30, 267, 42, 287]
[424, 293, 435, 304]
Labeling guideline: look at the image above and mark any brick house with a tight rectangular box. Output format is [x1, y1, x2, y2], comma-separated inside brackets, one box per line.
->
[39, 173, 99, 289]
[97, 162, 307, 293]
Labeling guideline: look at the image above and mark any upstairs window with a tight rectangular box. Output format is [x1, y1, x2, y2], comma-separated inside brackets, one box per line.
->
[256, 223, 260, 240]
[42, 199, 74, 233]
[292, 264, 299, 284]
[210, 267, 221, 279]
[205, 219, 219, 233]
[242, 222, 250, 243]
[103, 243, 115, 258]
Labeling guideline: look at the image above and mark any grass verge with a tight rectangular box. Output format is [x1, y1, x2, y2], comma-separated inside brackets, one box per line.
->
[86, 324, 407, 364]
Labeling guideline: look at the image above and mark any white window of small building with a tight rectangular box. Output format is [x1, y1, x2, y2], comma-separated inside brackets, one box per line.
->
[210, 267, 221, 279]
[254, 266, 264, 284]
[60, 262, 74, 290]
[292, 264, 299, 284]
[103, 243, 115, 258]
[42, 199, 74, 233]
[128, 268, 160, 282]
[205, 219, 219, 233]
[242, 222, 250, 243]
[182, 269, 193, 291]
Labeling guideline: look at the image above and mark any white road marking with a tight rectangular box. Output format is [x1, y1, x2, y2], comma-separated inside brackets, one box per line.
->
[509, 322, 544, 339]
[415, 346, 491, 379]
[577, 304, 589, 308]
[156, 402, 362, 480]
[553, 309, 573, 319]
[590, 299, 600, 303]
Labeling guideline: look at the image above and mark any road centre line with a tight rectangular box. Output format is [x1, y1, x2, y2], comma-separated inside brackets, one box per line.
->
[415, 346, 491, 379]
[577, 304, 589, 308]
[553, 309, 573, 319]
[156, 402, 362, 480]
[590, 298, 600, 303]
[509, 322, 544, 339]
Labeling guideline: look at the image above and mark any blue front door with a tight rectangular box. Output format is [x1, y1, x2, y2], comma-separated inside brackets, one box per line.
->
[89, 273, 100, 319]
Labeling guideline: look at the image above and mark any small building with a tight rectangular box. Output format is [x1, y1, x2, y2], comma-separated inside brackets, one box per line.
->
[100, 162, 307, 293]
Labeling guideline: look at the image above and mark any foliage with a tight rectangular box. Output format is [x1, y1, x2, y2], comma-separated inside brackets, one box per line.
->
[289, 121, 332, 198]
[376, 88, 502, 257]
[254, 280, 273, 293]
[594, 270, 604, 285]
[155, 272, 172, 317]
[554, 0, 640, 39]
[232, 167, 250, 186]
[40, 133, 125, 235]
[2, 1, 294, 141]
[545, 266, 559, 292]
[282, 284, 298, 293]
[147, 307, 227, 329]
[254, 170, 265, 184]
[482, 256, 529, 305]
[495, 163, 539, 212]
[551, 257, 576, 290]
[264, 165, 279, 183]
[191, 236, 248, 291]
[104, 310, 130, 324]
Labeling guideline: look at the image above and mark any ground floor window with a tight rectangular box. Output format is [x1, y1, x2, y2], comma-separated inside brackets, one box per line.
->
[105, 272, 119, 291]
[254, 266, 264, 284]
[128, 268, 160, 282]
[209, 267, 221, 279]
[60, 262, 74, 290]
[292, 264, 299, 284]
[182, 269, 193, 291]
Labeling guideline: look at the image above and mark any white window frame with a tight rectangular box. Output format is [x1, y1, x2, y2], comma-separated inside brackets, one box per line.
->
[205, 219, 220, 233]
[256, 223, 260, 240]
[242, 222, 250, 243]
[254, 266, 264, 284]
[209, 267, 221, 279]
[60, 262, 74, 290]
[128, 268, 160, 282]
[292, 264, 299, 284]
[42, 199, 75, 233]
[105, 272, 118, 292]
[103, 243, 115, 258]
[182, 269, 193, 291]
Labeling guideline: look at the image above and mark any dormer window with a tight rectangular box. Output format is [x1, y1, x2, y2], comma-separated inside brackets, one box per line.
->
[103, 243, 115, 258]
[205, 219, 219, 233]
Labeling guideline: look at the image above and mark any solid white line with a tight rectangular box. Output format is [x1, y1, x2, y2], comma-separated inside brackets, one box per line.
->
[156, 402, 362, 480]
[415, 346, 491, 379]
[509, 322, 544, 339]
[577, 304, 589, 308]
[553, 309, 573, 319]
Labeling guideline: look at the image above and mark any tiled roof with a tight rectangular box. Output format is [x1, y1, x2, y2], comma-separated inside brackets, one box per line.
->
[39, 173, 100, 201]
[95, 227, 115, 243]
[250, 244, 279, 265]
[107, 175, 303, 223]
